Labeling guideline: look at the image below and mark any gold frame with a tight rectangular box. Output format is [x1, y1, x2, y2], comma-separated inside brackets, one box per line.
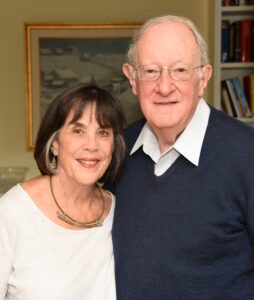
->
[24, 23, 140, 149]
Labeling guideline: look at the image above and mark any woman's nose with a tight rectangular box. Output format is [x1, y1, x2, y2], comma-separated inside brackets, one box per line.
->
[82, 132, 98, 151]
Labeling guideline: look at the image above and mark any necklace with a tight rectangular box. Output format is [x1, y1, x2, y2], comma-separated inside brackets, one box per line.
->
[49, 176, 105, 228]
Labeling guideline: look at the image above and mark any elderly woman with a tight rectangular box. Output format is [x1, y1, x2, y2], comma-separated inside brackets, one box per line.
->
[0, 84, 126, 300]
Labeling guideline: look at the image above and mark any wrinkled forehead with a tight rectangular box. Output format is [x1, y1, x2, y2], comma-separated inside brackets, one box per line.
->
[136, 21, 200, 65]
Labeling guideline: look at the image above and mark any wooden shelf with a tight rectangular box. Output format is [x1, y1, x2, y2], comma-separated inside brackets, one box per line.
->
[213, 1, 254, 123]
[221, 62, 254, 69]
[222, 5, 254, 13]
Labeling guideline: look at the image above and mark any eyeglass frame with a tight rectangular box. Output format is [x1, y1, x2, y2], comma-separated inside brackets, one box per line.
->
[133, 63, 204, 82]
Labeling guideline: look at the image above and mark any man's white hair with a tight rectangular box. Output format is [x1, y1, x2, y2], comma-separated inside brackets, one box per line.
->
[126, 15, 210, 67]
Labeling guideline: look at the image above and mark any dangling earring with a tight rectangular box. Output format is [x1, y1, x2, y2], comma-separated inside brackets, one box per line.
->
[50, 155, 57, 170]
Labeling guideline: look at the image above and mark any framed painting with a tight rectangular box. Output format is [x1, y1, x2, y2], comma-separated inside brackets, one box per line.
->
[24, 23, 142, 149]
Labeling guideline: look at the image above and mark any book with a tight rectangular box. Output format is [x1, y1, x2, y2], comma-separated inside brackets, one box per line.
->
[229, 22, 236, 62]
[244, 75, 254, 114]
[251, 76, 254, 113]
[224, 79, 245, 117]
[251, 20, 254, 61]
[221, 82, 235, 117]
[231, 77, 252, 117]
[234, 21, 242, 62]
[241, 19, 252, 62]
[221, 20, 230, 62]
[243, 75, 251, 107]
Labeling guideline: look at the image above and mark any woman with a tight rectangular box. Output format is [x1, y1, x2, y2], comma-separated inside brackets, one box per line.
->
[0, 84, 126, 300]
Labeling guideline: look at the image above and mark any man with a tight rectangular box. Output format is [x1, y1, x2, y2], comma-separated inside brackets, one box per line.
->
[111, 15, 254, 299]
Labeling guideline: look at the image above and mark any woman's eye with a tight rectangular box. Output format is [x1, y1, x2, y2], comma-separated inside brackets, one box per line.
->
[73, 128, 84, 135]
[98, 129, 111, 137]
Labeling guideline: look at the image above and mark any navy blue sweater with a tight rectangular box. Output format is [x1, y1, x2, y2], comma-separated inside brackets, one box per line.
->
[112, 107, 254, 299]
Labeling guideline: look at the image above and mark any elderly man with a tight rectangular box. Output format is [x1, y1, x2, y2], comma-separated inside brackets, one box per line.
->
[110, 15, 254, 299]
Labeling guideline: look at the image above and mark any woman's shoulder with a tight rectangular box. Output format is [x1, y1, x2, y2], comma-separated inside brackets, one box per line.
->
[100, 189, 115, 224]
[0, 176, 47, 213]
[0, 184, 24, 205]
[21, 175, 47, 192]
[0, 184, 27, 224]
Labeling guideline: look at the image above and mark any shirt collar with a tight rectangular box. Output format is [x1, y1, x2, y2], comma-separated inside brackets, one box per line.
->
[130, 98, 210, 166]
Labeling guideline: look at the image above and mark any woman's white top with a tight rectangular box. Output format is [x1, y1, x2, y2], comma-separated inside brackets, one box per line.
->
[0, 184, 116, 300]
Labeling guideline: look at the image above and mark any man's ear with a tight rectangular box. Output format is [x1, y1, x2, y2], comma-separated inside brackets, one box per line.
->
[198, 64, 213, 97]
[123, 63, 138, 95]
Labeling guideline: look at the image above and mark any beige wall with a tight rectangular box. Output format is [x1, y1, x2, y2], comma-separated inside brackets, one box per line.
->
[0, 0, 214, 179]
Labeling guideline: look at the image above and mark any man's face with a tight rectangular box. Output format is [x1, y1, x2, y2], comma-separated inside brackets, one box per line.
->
[124, 21, 212, 139]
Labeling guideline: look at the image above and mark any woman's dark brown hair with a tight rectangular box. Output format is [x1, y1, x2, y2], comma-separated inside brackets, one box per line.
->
[34, 84, 126, 183]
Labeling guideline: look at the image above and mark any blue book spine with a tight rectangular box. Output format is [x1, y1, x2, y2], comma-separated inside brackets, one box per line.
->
[221, 20, 230, 62]
[232, 77, 252, 117]
[225, 79, 244, 117]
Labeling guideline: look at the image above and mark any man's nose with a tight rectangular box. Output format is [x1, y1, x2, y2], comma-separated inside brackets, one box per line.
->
[155, 69, 176, 95]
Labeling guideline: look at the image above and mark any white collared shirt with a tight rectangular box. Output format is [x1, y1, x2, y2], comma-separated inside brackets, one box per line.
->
[130, 98, 210, 176]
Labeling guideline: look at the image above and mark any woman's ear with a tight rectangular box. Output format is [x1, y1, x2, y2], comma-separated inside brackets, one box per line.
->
[123, 63, 138, 95]
[51, 140, 59, 156]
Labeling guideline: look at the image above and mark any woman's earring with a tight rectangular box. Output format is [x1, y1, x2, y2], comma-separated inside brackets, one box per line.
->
[50, 155, 57, 170]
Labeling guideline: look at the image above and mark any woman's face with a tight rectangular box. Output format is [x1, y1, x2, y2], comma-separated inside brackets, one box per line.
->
[52, 103, 114, 186]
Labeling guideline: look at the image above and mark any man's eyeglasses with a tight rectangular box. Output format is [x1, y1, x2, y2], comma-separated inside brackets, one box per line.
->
[135, 64, 204, 82]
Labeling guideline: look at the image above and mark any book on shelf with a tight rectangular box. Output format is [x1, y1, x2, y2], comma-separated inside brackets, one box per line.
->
[234, 21, 242, 62]
[251, 20, 254, 61]
[243, 74, 254, 115]
[222, 0, 254, 6]
[241, 19, 252, 62]
[221, 82, 236, 117]
[221, 20, 230, 62]
[221, 0, 231, 5]
[231, 77, 252, 117]
[223, 79, 245, 117]
[221, 19, 254, 63]
[222, 0, 242, 5]
[229, 22, 236, 62]
[239, 0, 254, 4]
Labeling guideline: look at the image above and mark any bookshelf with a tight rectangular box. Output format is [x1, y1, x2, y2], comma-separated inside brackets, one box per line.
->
[213, 1, 254, 124]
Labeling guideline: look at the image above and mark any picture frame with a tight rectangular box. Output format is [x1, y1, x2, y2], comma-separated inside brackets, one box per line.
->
[24, 23, 142, 149]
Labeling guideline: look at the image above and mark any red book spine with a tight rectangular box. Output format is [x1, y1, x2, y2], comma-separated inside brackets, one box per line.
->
[241, 19, 252, 62]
